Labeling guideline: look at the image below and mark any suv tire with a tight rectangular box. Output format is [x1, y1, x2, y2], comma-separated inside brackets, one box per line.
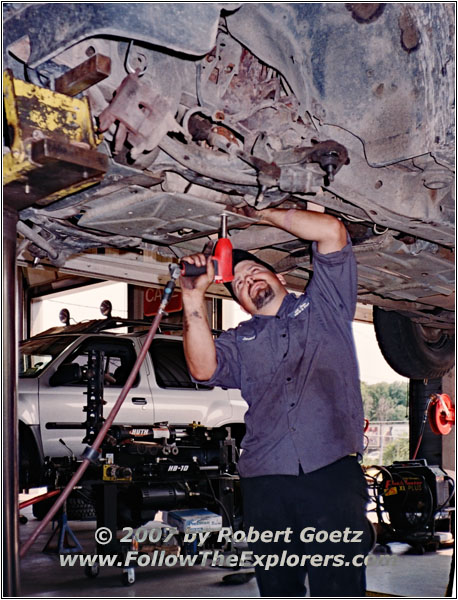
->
[19, 425, 43, 491]
[373, 307, 455, 379]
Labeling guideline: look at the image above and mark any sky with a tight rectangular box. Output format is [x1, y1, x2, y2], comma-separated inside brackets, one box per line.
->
[352, 320, 406, 385]
[31, 282, 406, 386]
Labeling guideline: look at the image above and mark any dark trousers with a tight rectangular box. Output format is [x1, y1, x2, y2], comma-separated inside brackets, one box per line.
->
[240, 456, 373, 597]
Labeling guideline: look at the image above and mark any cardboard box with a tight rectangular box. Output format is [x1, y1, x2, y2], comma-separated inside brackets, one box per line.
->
[167, 508, 223, 533]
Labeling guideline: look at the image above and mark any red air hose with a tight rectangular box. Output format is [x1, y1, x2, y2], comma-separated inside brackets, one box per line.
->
[20, 267, 180, 558]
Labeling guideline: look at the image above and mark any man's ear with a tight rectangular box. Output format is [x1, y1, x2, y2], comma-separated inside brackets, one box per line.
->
[277, 273, 287, 286]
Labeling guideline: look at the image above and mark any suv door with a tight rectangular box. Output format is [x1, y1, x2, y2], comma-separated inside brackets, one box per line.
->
[147, 337, 233, 427]
[39, 336, 155, 457]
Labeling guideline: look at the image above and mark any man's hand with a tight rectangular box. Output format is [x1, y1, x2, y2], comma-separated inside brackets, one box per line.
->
[230, 204, 263, 222]
[180, 239, 216, 293]
[180, 253, 215, 293]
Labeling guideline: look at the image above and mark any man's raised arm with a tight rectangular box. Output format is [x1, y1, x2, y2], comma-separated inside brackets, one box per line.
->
[246, 206, 347, 254]
[181, 254, 217, 381]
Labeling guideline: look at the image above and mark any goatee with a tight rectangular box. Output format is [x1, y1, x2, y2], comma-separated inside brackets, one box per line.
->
[252, 285, 274, 309]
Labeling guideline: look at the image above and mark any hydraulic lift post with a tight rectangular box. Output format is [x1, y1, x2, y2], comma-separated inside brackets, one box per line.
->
[3, 206, 20, 596]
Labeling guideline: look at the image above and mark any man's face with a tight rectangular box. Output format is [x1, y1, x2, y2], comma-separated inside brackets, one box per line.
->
[232, 260, 287, 315]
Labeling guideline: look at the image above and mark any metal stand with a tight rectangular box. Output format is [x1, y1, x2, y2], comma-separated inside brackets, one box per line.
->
[43, 501, 83, 554]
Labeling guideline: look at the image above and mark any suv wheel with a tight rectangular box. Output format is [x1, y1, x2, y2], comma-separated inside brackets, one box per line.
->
[19, 425, 43, 491]
[373, 307, 455, 379]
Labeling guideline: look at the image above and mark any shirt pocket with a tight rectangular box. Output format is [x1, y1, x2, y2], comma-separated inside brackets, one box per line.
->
[236, 328, 276, 389]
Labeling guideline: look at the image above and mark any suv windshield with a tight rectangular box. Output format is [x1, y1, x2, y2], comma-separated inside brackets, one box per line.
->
[19, 335, 76, 378]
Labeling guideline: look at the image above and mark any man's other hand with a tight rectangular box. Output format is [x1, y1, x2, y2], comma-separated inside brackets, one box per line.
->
[180, 252, 215, 293]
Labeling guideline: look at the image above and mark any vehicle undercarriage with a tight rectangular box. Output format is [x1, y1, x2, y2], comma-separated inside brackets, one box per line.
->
[3, 2, 455, 378]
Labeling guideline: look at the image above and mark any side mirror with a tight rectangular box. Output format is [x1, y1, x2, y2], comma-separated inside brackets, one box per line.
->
[49, 363, 82, 386]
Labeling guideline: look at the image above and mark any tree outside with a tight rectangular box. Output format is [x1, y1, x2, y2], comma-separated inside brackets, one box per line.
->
[361, 381, 408, 422]
[361, 381, 409, 466]
[383, 437, 410, 464]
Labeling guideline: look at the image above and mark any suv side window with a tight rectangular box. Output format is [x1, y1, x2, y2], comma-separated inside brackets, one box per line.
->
[149, 339, 212, 390]
[52, 337, 138, 387]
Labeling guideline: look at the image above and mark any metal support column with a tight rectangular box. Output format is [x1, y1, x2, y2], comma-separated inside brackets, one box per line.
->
[3, 207, 20, 596]
[127, 284, 144, 320]
[409, 378, 442, 464]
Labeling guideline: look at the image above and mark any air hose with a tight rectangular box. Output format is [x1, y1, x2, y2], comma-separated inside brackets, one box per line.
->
[20, 264, 181, 558]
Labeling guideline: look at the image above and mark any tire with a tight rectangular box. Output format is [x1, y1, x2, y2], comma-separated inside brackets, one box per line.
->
[373, 307, 455, 379]
[122, 569, 135, 586]
[19, 425, 43, 491]
[85, 564, 99, 578]
[66, 489, 97, 521]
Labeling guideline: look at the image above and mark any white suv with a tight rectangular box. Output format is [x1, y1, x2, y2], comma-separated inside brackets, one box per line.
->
[19, 318, 247, 491]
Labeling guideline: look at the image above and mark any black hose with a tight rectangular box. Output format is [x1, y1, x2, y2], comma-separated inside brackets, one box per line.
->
[411, 396, 434, 460]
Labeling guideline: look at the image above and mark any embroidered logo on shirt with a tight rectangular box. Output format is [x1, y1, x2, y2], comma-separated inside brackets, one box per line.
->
[241, 335, 256, 341]
[290, 300, 310, 318]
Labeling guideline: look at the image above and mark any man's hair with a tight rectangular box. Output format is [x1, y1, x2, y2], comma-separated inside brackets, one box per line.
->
[224, 249, 276, 302]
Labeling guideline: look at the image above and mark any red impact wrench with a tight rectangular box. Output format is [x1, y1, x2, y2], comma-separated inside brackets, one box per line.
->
[180, 215, 234, 283]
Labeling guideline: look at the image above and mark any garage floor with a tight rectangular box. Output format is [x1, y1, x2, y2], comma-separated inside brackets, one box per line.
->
[17, 506, 453, 598]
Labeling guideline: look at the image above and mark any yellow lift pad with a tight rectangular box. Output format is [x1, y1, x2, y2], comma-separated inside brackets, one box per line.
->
[3, 69, 108, 210]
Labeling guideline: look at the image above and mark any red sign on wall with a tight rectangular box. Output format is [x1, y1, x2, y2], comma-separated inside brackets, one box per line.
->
[143, 287, 183, 316]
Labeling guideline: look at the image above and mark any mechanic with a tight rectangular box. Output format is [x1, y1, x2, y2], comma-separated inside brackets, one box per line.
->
[180, 206, 372, 597]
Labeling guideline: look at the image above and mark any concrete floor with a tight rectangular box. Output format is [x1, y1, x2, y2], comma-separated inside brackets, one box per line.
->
[17, 507, 453, 598]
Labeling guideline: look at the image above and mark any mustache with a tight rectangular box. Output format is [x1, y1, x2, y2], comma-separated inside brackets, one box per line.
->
[248, 279, 267, 295]
[248, 281, 259, 295]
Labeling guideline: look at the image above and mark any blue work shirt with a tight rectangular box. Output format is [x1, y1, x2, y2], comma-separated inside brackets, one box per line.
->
[202, 240, 364, 477]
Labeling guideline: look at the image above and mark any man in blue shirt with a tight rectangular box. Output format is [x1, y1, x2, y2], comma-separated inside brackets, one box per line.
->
[181, 206, 372, 597]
